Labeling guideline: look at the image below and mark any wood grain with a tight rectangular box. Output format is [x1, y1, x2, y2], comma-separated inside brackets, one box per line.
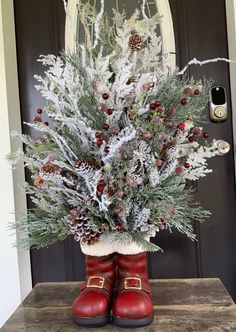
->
[1, 279, 236, 331]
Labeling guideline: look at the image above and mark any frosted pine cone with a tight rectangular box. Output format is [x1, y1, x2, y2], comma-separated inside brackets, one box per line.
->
[67, 207, 102, 245]
[128, 32, 144, 52]
[41, 163, 55, 174]
[160, 140, 177, 160]
[74, 160, 100, 181]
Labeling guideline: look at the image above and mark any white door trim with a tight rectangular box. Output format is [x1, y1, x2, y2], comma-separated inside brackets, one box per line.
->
[0, 0, 32, 327]
[225, 0, 236, 173]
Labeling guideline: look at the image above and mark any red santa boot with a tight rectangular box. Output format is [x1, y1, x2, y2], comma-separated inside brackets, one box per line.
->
[72, 254, 116, 327]
[112, 252, 154, 327]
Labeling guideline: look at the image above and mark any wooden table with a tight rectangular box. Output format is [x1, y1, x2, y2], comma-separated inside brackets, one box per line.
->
[1, 279, 236, 331]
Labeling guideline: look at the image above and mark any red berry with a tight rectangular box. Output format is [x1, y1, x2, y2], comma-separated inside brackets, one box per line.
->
[178, 123, 186, 130]
[44, 122, 49, 126]
[101, 134, 109, 143]
[160, 218, 167, 225]
[157, 107, 164, 114]
[203, 132, 209, 139]
[192, 127, 202, 136]
[184, 162, 190, 169]
[104, 146, 110, 153]
[37, 108, 43, 114]
[95, 132, 101, 138]
[168, 108, 176, 117]
[183, 87, 193, 96]
[194, 89, 201, 95]
[103, 123, 110, 130]
[115, 224, 122, 231]
[96, 139, 103, 146]
[149, 103, 156, 110]
[107, 108, 113, 115]
[181, 98, 188, 105]
[176, 166, 184, 175]
[155, 101, 161, 108]
[188, 135, 195, 142]
[102, 92, 109, 100]
[97, 183, 105, 193]
[33, 116, 42, 123]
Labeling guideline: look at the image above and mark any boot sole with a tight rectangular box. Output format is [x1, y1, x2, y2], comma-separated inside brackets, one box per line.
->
[112, 314, 154, 328]
[73, 315, 110, 327]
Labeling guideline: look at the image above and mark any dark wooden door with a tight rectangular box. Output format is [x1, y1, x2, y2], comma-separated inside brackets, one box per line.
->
[14, 0, 236, 300]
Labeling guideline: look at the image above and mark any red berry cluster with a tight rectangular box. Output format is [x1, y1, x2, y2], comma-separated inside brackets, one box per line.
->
[95, 132, 110, 153]
[101, 92, 113, 117]
[149, 100, 162, 112]
[33, 108, 49, 126]
[181, 87, 201, 106]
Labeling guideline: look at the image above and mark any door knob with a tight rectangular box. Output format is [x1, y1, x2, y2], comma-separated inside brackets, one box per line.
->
[215, 140, 230, 155]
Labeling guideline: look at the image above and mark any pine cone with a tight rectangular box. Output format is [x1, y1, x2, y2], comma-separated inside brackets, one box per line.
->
[126, 76, 137, 85]
[160, 140, 177, 159]
[75, 159, 100, 170]
[34, 175, 44, 187]
[67, 207, 102, 245]
[41, 163, 55, 174]
[107, 187, 115, 196]
[128, 32, 144, 52]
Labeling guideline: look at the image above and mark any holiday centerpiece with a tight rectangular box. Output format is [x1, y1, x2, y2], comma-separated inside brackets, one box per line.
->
[8, 0, 226, 328]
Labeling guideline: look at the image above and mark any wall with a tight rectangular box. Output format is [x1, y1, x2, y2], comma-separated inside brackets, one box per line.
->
[226, 0, 236, 167]
[0, 0, 31, 328]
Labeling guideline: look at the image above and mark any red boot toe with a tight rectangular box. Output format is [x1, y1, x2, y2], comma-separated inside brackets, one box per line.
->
[72, 254, 115, 327]
[72, 290, 110, 319]
[113, 291, 153, 320]
[112, 253, 154, 328]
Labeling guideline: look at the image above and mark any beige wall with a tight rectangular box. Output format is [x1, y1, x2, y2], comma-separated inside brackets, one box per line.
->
[226, 0, 236, 165]
[0, 0, 31, 328]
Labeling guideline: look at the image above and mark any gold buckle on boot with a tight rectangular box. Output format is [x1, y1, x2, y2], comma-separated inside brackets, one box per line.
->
[87, 276, 105, 289]
[124, 277, 142, 290]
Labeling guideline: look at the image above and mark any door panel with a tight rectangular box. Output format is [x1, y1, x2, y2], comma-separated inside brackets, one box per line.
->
[169, 0, 236, 300]
[14, 0, 236, 300]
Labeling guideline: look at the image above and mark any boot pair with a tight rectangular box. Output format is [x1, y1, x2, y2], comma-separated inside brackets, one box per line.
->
[72, 252, 154, 328]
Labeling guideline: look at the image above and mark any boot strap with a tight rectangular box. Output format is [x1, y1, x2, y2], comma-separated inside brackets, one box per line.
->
[80, 276, 113, 293]
[119, 277, 151, 295]
[87, 276, 105, 288]
[124, 277, 142, 290]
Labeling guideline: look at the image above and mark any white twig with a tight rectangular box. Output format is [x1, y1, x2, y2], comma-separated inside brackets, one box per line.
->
[80, 44, 87, 66]
[178, 57, 236, 75]
[140, 0, 148, 20]
[93, 0, 105, 49]
[62, 0, 67, 13]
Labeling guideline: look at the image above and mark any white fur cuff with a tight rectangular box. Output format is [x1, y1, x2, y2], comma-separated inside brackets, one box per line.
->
[80, 238, 148, 256]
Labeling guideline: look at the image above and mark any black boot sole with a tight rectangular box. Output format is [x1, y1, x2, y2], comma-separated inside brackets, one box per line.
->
[73, 315, 110, 327]
[112, 314, 154, 328]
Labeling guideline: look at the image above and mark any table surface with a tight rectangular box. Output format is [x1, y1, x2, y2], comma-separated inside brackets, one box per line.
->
[1, 278, 236, 332]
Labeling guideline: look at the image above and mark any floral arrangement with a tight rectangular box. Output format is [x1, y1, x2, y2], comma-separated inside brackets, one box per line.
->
[8, 1, 221, 252]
